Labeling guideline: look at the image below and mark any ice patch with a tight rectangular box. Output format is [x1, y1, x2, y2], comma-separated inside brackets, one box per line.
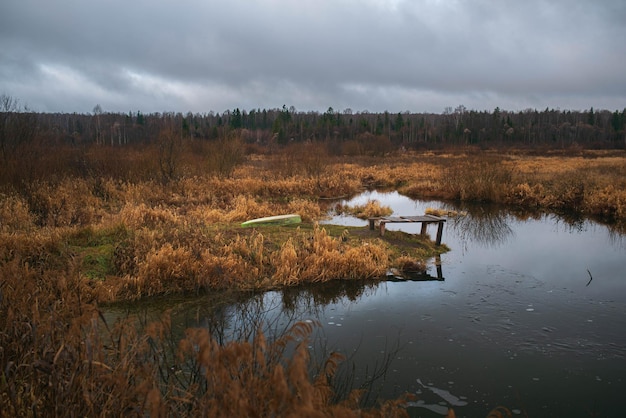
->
[416, 379, 468, 407]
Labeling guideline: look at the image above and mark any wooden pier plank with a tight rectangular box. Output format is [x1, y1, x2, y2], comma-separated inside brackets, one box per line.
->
[368, 215, 446, 245]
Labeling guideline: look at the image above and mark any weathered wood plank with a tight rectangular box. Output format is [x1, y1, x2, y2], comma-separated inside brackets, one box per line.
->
[368, 215, 446, 245]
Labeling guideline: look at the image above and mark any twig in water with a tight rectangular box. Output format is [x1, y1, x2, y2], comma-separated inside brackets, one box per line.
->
[586, 269, 593, 287]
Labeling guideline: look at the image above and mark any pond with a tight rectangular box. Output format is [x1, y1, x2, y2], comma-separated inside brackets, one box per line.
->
[109, 191, 626, 417]
[320, 191, 626, 417]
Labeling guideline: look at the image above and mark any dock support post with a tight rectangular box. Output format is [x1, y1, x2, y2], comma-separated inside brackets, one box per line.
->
[420, 222, 428, 235]
[380, 222, 386, 236]
[435, 254, 443, 280]
[435, 221, 444, 246]
[369, 218, 376, 230]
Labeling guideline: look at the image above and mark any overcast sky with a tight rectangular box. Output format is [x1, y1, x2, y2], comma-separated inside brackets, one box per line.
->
[1, 0, 625, 114]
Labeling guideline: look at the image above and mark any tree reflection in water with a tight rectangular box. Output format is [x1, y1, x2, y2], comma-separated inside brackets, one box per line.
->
[445, 203, 515, 251]
[607, 222, 626, 249]
[280, 280, 405, 406]
[106, 278, 403, 408]
[446, 201, 626, 252]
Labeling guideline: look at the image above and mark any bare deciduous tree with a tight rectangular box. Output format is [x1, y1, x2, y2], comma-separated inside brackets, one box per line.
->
[157, 126, 182, 183]
[0, 94, 37, 162]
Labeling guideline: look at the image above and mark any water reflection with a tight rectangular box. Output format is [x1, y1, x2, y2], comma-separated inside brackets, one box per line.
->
[550, 213, 626, 250]
[387, 254, 444, 281]
[324, 192, 518, 250]
[280, 279, 379, 312]
[325, 191, 625, 253]
[445, 204, 514, 251]
[106, 279, 402, 407]
[106, 281, 383, 342]
[105, 192, 626, 417]
[607, 225, 626, 249]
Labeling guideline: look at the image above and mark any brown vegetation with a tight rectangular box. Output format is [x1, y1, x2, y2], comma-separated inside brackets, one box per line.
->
[2, 137, 625, 415]
[396, 149, 626, 222]
[333, 200, 393, 219]
[0, 292, 409, 417]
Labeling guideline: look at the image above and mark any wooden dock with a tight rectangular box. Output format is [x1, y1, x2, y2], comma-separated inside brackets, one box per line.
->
[368, 215, 446, 245]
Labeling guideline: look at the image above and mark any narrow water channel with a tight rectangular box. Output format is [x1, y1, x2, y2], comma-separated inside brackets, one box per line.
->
[109, 191, 626, 417]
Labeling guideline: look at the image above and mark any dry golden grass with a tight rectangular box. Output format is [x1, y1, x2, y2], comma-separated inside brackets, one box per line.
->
[396, 150, 626, 221]
[271, 226, 390, 286]
[425, 207, 466, 217]
[0, 194, 35, 232]
[502, 154, 626, 218]
[1, 148, 623, 302]
[0, 274, 409, 417]
[6, 146, 619, 416]
[109, 223, 394, 300]
[334, 199, 394, 219]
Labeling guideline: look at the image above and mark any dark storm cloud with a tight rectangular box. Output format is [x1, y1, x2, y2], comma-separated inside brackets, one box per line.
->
[1, 0, 624, 113]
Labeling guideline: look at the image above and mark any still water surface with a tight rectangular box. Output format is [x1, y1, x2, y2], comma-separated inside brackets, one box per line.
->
[112, 191, 626, 417]
[319, 191, 626, 417]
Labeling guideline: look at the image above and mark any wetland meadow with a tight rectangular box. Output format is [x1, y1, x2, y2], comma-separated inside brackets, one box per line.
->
[1, 141, 625, 417]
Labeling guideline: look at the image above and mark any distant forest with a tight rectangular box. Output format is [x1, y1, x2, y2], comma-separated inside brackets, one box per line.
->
[2, 95, 626, 160]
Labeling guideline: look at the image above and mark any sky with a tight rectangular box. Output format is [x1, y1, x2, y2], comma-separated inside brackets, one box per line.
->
[1, 0, 625, 115]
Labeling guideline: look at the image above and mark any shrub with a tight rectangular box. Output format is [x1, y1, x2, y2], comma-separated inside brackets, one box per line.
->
[206, 135, 246, 178]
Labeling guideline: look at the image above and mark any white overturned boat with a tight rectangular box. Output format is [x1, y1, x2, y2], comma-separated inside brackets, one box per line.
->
[241, 214, 302, 227]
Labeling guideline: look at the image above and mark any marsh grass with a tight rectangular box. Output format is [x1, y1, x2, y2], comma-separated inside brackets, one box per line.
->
[425, 207, 466, 217]
[0, 283, 409, 417]
[2, 148, 623, 301]
[334, 199, 393, 219]
[506, 155, 626, 220]
[1, 145, 625, 415]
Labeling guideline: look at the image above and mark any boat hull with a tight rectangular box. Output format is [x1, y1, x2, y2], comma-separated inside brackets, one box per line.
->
[241, 214, 302, 227]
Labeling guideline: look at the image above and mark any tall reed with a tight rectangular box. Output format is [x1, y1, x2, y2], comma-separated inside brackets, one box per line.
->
[0, 262, 409, 417]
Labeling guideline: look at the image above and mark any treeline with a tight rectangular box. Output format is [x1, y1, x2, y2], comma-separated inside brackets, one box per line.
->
[2, 94, 626, 159]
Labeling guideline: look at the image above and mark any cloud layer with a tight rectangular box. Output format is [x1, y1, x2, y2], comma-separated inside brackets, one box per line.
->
[1, 0, 625, 113]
